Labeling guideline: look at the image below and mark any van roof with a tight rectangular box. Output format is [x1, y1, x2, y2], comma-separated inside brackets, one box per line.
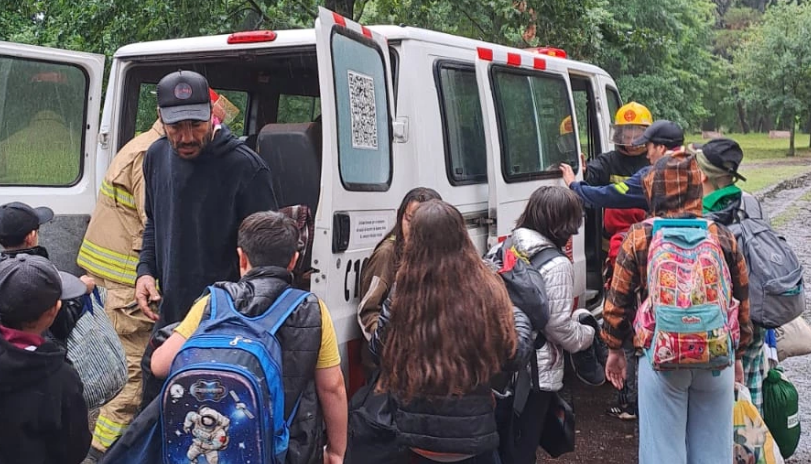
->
[113, 25, 609, 76]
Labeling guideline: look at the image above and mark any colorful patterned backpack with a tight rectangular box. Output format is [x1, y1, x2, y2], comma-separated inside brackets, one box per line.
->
[634, 218, 740, 371]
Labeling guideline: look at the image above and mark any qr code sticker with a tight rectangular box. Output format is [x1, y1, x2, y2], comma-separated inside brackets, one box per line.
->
[347, 70, 378, 150]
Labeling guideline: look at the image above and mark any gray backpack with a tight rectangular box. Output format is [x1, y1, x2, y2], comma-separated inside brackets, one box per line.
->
[728, 215, 805, 328]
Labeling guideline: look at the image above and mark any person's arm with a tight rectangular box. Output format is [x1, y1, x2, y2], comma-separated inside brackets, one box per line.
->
[569, 171, 650, 211]
[541, 258, 594, 352]
[62, 368, 91, 464]
[136, 149, 156, 280]
[132, 152, 149, 232]
[357, 241, 395, 341]
[314, 300, 347, 462]
[719, 225, 753, 358]
[601, 226, 644, 349]
[315, 366, 347, 462]
[151, 296, 208, 377]
[501, 306, 533, 371]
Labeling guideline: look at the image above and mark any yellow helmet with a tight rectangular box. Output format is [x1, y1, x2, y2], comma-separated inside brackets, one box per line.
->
[614, 102, 652, 126]
[557, 115, 577, 154]
[559, 115, 574, 135]
[611, 102, 652, 148]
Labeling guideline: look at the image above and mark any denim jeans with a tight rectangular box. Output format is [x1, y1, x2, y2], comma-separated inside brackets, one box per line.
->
[638, 356, 733, 464]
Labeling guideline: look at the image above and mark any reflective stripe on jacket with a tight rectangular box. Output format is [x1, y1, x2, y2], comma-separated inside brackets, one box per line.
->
[78, 121, 164, 286]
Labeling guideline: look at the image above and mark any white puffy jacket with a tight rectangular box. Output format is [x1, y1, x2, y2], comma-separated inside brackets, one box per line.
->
[509, 228, 595, 391]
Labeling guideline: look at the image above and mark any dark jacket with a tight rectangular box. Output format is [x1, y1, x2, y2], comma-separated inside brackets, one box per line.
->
[569, 165, 651, 210]
[214, 266, 325, 464]
[584, 149, 650, 187]
[137, 125, 278, 327]
[0, 327, 90, 464]
[369, 294, 533, 455]
[1, 247, 84, 347]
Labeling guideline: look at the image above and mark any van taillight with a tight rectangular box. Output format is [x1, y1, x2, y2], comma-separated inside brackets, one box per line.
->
[227, 31, 277, 44]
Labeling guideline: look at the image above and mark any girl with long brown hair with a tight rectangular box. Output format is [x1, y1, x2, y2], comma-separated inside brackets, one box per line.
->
[371, 199, 530, 464]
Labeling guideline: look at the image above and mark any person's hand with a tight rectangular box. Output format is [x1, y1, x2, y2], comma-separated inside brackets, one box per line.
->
[560, 163, 576, 186]
[605, 348, 627, 390]
[135, 275, 161, 321]
[323, 446, 344, 464]
[735, 359, 744, 384]
[80, 275, 96, 294]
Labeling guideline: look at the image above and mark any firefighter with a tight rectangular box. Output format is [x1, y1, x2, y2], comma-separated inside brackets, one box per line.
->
[80, 90, 239, 460]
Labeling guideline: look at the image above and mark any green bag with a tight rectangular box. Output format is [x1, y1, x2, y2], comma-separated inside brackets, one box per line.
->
[762, 367, 800, 459]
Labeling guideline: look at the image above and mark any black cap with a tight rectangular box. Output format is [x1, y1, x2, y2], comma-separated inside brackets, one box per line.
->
[0, 202, 54, 239]
[0, 254, 87, 326]
[696, 138, 747, 182]
[156, 70, 212, 124]
[632, 120, 684, 149]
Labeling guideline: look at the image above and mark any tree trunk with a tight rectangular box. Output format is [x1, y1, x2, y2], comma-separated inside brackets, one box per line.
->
[325, 0, 354, 18]
[789, 118, 796, 157]
[736, 101, 750, 134]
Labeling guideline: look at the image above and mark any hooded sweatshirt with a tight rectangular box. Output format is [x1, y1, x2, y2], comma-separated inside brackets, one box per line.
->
[0, 326, 91, 464]
[601, 151, 753, 357]
[137, 125, 277, 326]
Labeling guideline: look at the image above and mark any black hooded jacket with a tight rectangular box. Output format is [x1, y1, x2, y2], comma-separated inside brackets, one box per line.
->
[137, 125, 278, 327]
[0, 332, 90, 464]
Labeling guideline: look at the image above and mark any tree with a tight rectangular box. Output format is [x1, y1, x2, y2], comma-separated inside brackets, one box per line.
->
[734, 1, 811, 155]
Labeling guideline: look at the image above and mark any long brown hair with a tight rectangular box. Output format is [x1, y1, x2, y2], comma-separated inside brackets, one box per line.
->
[378, 200, 516, 401]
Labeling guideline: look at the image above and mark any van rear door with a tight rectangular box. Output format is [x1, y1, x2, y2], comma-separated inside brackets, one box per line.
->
[0, 42, 104, 274]
[474, 48, 586, 301]
[314, 7, 400, 390]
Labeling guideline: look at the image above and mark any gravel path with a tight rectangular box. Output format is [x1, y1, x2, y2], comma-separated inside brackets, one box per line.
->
[761, 181, 811, 464]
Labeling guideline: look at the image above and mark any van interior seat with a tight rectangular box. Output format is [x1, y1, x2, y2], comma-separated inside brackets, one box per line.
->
[255, 122, 322, 214]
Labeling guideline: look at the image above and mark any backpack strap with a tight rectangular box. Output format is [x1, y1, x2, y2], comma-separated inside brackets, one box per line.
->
[529, 247, 565, 270]
[206, 286, 235, 321]
[262, 287, 312, 335]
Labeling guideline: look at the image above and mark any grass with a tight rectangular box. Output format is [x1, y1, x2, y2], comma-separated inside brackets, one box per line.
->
[686, 132, 811, 193]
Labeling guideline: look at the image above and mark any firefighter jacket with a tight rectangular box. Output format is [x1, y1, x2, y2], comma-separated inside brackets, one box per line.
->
[77, 120, 164, 286]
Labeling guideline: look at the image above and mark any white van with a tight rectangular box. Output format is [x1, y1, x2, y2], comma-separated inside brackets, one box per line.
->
[0, 7, 621, 389]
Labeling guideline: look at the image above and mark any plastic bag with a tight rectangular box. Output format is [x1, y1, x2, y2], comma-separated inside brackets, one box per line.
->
[66, 287, 128, 410]
[733, 384, 784, 464]
[763, 367, 801, 459]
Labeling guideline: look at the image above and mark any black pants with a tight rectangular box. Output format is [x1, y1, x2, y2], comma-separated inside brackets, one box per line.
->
[497, 390, 553, 464]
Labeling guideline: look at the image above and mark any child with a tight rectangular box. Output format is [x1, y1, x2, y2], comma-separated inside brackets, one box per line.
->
[0, 254, 91, 464]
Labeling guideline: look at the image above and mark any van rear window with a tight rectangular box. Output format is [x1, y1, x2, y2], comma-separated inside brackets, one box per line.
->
[491, 67, 577, 182]
[134, 84, 249, 136]
[0, 56, 87, 186]
[436, 62, 487, 185]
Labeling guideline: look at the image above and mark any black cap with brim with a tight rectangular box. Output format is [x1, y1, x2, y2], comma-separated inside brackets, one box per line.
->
[632, 120, 684, 149]
[58, 271, 88, 300]
[0, 202, 54, 238]
[159, 103, 212, 125]
[695, 138, 747, 181]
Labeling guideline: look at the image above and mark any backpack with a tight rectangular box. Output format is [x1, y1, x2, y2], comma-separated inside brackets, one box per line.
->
[633, 218, 740, 371]
[727, 214, 805, 328]
[159, 286, 310, 464]
[488, 237, 561, 336]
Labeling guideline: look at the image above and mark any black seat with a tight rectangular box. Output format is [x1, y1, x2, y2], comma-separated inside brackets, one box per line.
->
[255, 122, 322, 213]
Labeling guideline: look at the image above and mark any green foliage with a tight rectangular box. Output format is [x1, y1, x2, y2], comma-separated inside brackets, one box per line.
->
[733, 1, 811, 154]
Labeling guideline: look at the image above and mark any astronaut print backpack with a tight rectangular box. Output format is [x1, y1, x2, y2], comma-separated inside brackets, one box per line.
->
[160, 286, 309, 464]
[633, 218, 740, 371]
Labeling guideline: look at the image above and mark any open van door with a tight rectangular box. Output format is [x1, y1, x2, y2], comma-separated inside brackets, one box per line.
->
[0, 42, 104, 274]
[474, 47, 586, 303]
[314, 7, 400, 391]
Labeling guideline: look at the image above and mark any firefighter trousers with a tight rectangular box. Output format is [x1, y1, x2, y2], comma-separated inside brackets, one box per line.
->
[91, 279, 154, 452]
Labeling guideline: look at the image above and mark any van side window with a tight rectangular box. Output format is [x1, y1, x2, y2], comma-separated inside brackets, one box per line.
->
[0, 56, 87, 186]
[134, 84, 249, 136]
[277, 95, 321, 123]
[606, 87, 621, 121]
[491, 67, 577, 181]
[331, 31, 392, 191]
[435, 62, 486, 185]
[571, 76, 602, 162]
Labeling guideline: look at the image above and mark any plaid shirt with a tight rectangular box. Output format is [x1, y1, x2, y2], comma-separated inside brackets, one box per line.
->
[601, 151, 753, 358]
[742, 325, 766, 414]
